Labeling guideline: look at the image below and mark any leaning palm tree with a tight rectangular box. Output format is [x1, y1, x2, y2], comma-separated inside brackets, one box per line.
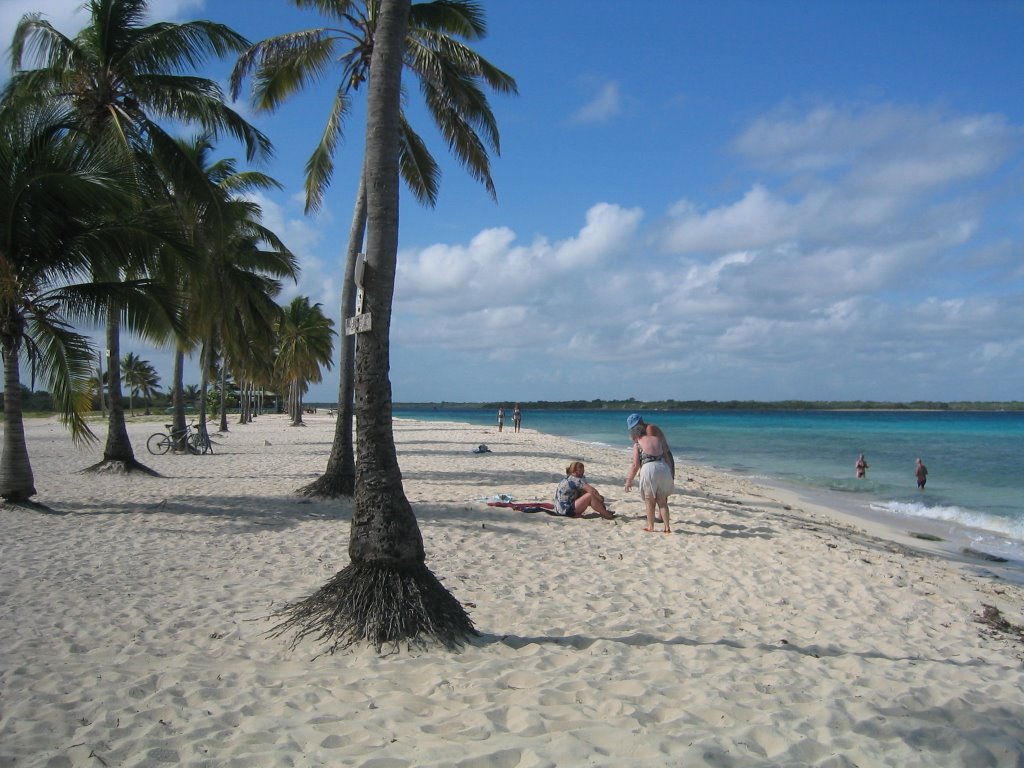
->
[231, 0, 517, 498]
[269, 0, 475, 652]
[0, 100, 166, 505]
[7, 0, 272, 474]
[275, 297, 336, 426]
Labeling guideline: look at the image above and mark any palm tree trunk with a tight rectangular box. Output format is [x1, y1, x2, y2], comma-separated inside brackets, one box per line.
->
[171, 347, 188, 451]
[219, 362, 229, 433]
[297, 177, 364, 497]
[198, 342, 211, 444]
[269, 0, 474, 653]
[0, 340, 37, 502]
[290, 378, 304, 426]
[88, 305, 154, 475]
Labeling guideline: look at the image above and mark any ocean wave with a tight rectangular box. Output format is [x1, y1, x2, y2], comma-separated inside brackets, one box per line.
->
[869, 500, 1024, 544]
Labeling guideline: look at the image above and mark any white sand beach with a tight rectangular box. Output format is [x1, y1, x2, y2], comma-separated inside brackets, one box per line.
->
[2, 413, 1023, 767]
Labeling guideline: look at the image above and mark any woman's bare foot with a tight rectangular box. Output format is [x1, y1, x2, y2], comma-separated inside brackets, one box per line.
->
[643, 526, 654, 532]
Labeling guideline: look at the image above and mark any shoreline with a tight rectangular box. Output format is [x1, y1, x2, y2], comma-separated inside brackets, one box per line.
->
[400, 407, 1024, 573]
[2, 413, 1023, 766]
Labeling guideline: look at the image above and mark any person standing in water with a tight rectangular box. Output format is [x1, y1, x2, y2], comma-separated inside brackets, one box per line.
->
[855, 454, 869, 479]
[915, 457, 928, 489]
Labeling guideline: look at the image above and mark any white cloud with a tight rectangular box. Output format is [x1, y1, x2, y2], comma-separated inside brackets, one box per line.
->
[2, 0, 206, 42]
[659, 186, 797, 253]
[571, 81, 622, 124]
[386, 100, 1024, 401]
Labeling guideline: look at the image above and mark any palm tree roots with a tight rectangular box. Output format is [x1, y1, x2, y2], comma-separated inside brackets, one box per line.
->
[296, 473, 354, 499]
[268, 561, 477, 654]
[81, 458, 161, 477]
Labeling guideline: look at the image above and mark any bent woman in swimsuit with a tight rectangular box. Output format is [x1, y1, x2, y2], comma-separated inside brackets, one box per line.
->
[625, 430, 674, 533]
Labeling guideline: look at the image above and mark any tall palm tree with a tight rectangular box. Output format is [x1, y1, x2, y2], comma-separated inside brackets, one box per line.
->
[0, 100, 163, 505]
[275, 297, 336, 426]
[121, 351, 146, 416]
[269, 0, 474, 652]
[122, 352, 160, 416]
[8, 0, 272, 474]
[231, 0, 517, 497]
[155, 134, 296, 447]
[136, 360, 160, 415]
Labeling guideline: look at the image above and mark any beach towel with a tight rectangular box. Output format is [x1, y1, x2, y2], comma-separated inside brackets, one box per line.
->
[487, 501, 556, 514]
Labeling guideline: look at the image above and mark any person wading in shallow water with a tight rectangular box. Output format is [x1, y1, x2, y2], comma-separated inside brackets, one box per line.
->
[856, 454, 869, 479]
[915, 457, 928, 489]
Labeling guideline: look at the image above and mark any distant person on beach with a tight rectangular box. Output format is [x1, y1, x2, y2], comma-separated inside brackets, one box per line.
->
[625, 421, 674, 533]
[512, 404, 522, 433]
[856, 454, 869, 479]
[554, 461, 615, 519]
[496, 407, 505, 432]
[915, 457, 928, 489]
[625, 413, 675, 477]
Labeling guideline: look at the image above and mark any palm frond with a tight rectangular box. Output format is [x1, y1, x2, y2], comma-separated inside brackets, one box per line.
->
[398, 114, 440, 206]
[304, 86, 351, 213]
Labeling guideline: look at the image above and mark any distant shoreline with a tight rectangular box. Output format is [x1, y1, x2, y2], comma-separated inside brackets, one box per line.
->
[377, 400, 1024, 412]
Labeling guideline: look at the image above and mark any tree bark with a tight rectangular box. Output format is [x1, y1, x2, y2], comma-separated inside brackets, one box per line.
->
[0, 338, 36, 502]
[297, 176, 364, 497]
[84, 305, 156, 475]
[270, 0, 474, 653]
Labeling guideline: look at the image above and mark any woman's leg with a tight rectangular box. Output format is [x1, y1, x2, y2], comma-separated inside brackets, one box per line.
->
[643, 496, 657, 531]
[575, 492, 614, 519]
[658, 496, 671, 533]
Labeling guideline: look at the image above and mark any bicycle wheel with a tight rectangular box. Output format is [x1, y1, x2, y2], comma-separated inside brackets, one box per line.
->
[147, 433, 171, 455]
[190, 431, 213, 455]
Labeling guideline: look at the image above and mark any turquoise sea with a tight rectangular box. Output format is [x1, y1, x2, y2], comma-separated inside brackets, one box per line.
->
[395, 407, 1024, 563]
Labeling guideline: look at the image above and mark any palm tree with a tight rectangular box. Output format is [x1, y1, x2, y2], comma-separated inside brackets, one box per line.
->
[231, 0, 517, 497]
[121, 352, 145, 416]
[8, 0, 272, 474]
[0, 100, 162, 505]
[275, 297, 336, 426]
[122, 352, 159, 416]
[183, 384, 201, 408]
[137, 360, 160, 414]
[155, 134, 296, 447]
[269, 0, 475, 652]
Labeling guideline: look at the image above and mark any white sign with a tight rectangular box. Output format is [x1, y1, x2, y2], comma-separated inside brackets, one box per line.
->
[344, 313, 372, 335]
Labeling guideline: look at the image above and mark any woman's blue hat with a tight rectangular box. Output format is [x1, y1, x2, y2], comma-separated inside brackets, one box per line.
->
[626, 413, 642, 430]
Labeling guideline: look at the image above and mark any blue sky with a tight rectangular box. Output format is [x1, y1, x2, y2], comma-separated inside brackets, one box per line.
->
[4, 0, 1023, 403]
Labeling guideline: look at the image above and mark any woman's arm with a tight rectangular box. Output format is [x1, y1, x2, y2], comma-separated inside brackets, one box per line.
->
[625, 443, 641, 490]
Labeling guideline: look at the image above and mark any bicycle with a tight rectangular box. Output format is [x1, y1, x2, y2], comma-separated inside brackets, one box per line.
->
[146, 423, 214, 455]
